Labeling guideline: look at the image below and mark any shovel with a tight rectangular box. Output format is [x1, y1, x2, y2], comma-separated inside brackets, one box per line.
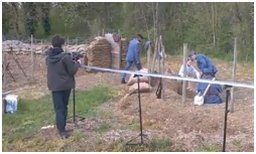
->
[194, 77, 216, 105]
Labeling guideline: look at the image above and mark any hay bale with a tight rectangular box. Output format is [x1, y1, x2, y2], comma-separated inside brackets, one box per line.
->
[120, 38, 128, 68]
[84, 55, 88, 65]
[104, 33, 121, 69]
[86, 37, 112, 68]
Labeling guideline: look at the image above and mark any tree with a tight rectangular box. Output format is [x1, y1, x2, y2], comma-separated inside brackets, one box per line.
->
[2, 2, 22, 38]
[38, 3, 51, 36]
[22, 2, 38, 36]
[2, 3, 12, 36]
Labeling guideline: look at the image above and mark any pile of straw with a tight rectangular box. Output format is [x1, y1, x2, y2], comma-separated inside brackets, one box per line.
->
[86, 37, 112, 68]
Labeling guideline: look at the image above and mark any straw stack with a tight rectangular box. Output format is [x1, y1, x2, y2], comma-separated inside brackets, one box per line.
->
[105, 33, 121, 69]
[86, 37, 112, 68]
[120, 38, 128, 68]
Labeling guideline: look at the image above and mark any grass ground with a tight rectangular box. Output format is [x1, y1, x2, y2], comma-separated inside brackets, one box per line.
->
[2, 84, 175, 152]
[2, 85, 113, 151]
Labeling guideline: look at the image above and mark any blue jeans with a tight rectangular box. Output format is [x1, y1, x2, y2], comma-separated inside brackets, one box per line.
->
[52, 89, 71, 133]
[121, 60, 142, 80]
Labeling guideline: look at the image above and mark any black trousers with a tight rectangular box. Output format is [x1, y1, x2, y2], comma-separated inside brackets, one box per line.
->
[52, 89, 71, 133]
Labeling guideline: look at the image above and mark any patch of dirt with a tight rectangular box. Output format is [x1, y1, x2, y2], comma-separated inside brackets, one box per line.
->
[3, 54, 253, 152]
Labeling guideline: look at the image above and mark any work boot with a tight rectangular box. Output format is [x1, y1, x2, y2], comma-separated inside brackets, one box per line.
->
[121, 78, 126, 84]
[59, 131, 69, 139]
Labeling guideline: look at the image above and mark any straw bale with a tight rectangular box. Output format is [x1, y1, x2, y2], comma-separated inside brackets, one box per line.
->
[87, 37, 112, 68]
[120, 38, 128, 68]
[105, 33, 121, 69]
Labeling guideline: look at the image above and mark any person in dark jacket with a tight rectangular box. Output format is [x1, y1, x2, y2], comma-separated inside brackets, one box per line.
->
[189, 50, 222, 104]
[189, 50, 217, 78]
[121, 34, 144, 84]
[197, 75, 223, 104]
[46, 35, 80, 139]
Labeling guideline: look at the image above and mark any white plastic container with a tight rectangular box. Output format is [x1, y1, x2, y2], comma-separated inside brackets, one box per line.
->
[4, 94, 18, 114]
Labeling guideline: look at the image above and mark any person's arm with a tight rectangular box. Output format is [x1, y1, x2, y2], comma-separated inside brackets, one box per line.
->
[62, 54, 80, 76]
[178, 65, 185, 77]
[191, 65, 200, 79]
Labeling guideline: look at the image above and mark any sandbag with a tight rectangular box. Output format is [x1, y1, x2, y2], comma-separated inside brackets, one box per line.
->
[127, 75, 149, 86]
[129, 82, 152, 93]
[127, 68, 149, 86]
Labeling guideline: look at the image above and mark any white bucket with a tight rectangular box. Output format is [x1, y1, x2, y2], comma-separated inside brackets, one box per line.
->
[4, 94, 18, 114]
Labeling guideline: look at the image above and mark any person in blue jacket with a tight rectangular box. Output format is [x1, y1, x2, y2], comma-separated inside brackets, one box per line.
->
[197, 75, 223, 104]
[121, 34, 144, 84]
[189, 50, 222, 104]
[144, 40, 152, 51]
[189, 50, 217, 78]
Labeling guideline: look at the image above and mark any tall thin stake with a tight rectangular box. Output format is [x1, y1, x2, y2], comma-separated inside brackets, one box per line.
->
[182, 43, 188, 103]
[230, 38, 237, 113]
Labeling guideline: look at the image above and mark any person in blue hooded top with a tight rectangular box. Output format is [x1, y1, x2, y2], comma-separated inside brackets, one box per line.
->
[189, 50, 218, 78]
[197, 75, 223, 104]
[144, 40, 152, 51]
[121, 34, 144, 84]
[189, 50, 223, 104]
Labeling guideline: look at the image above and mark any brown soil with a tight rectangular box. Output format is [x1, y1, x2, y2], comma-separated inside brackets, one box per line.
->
[2, 54, 254, 152]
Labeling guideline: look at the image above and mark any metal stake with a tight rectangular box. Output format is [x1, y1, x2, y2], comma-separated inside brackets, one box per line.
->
[223, 85, 231, 152]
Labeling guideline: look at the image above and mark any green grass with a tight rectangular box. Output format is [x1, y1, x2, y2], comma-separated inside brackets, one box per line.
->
[151, 137, 172, 152]
[106, 137, 172, 152]
[94, 122, 111, 133]
[2, 85, 113, 151]
[232, 139, 242, 152]
[196, 143, 220, 152]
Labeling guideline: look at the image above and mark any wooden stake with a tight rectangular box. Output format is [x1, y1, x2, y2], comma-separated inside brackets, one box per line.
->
[3, 53, 6, 89]
[31, 34, 35, 82]
[159, 35, 166, 100]
[151, 38, 158, 72]
[147, 43, 152, 85]
[230, 38, 237, 113]
[182, 43, 188, 104]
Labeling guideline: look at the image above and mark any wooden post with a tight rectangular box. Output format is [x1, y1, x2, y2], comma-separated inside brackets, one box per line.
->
[151, 38, 158, 72]
[157, 37, 161, 75]
[3, 53, 6, 89]
[118, 31, 121, 69]
[159, 35, 166, 100]
[147, 45, 152, 85]
[31, 34, 35, 82]
[230, 38, 237, 113]
[182, 43, 188, 104]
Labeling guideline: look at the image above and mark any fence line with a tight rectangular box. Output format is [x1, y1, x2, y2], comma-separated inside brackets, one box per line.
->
[80, 64, 254, 89]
